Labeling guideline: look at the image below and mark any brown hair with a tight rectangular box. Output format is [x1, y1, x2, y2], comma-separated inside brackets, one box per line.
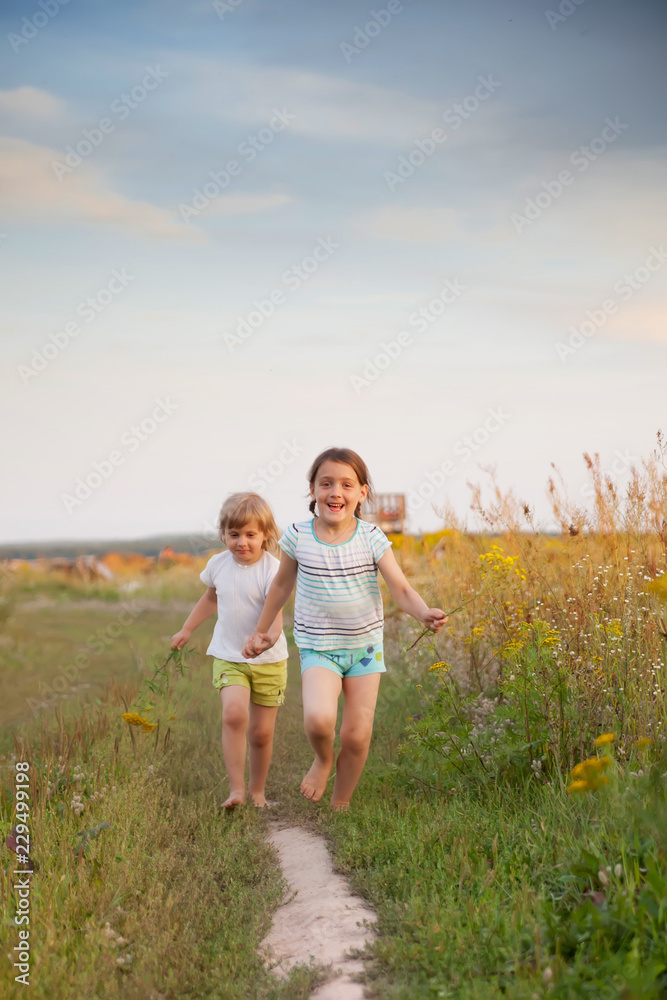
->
[217, 493, 280, 553]
[307, 448, 375, 518]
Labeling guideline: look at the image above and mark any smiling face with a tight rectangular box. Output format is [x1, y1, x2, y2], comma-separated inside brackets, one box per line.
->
[223, 518, 268, 565]
[310, 460, 368, 527]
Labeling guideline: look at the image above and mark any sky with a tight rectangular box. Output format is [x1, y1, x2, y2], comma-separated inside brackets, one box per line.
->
[1, 0, 666, 544]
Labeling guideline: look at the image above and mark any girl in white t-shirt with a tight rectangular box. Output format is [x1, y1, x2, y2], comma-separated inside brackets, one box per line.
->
[171, 493, 288, 809]
[243, 448, 447, 810]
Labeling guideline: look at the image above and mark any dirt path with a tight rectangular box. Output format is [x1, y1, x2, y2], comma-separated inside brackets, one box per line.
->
[261, 825, 377, 999]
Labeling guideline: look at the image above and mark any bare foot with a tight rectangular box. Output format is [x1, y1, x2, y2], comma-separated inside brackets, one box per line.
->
[220, 789, 245, 810]
[331, 801, 350, 812]
[250, 792, 270, 808]
[300, 757, 334, 802]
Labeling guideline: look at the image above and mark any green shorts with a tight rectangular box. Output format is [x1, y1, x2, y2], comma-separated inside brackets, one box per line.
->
[299, 643, 385, 678]
[212, 658, 287, 707]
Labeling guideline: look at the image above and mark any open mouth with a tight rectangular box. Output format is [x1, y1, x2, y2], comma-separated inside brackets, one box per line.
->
[327, 502, 344, 512]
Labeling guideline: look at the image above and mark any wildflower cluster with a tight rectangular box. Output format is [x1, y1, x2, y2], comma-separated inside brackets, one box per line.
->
[428, 661, 451, 674]
[122, 711, 156, 733]
[120, 647, 192, 732]
[102, 922, 133, 969]
[567, 756, 612, 793]
[567, 733, 616, 793]
[402, 668, 522, 785]
[478, 544, 527, 582]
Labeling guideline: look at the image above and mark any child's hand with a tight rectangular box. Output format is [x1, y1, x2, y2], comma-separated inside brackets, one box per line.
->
[422, 609, 448, 633]
[171, 628, 191, 650]
[242, 633, 275, 658]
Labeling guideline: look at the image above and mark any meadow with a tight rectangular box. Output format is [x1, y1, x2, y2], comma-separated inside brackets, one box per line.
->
[1, 442, 667, 999]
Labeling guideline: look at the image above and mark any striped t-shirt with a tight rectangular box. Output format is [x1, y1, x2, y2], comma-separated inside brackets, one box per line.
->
[279, 518, 392, 651]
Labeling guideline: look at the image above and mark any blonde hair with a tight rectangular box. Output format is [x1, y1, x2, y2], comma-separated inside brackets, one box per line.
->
[217, 493, 280, 553]
[307, 448, 375, 518]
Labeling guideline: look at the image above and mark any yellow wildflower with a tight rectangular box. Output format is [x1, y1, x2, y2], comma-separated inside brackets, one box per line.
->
[571, 757, 608, 779]
[122, 712, 144, 726]
[122, 712, 156, 733]
[429, 661, 450, 672]
[594, 733, 615, 746]
[605, 619, 623, 637]
[567, 780, 590, 794]
[569, 756, 611, 790]
[637, 737, 652, 750]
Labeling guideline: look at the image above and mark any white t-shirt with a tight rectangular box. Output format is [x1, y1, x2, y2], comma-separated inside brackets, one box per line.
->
[199, 550, 288, 663]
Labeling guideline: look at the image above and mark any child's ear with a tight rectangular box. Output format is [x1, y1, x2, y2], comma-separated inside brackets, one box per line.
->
[360, 484, 368, 502]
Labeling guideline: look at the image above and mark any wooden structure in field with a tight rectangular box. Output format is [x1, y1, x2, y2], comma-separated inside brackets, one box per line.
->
[363, 493, 406, 534]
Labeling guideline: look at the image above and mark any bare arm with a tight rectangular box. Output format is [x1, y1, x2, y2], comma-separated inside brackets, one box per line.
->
[266, 609, 284, 646]
[377, 549, 447, 631]
[242, 552, 297, 657]
[171, 587, 218, 649]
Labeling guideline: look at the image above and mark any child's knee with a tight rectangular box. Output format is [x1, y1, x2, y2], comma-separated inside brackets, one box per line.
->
[304, 711, 336, 740]
[340, 724, 372, 756]
[222, 702, 249, 730]
[248, 723, 273, 749]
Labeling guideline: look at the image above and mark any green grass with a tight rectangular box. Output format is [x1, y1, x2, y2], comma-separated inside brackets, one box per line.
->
[0, 593, 324, 1000]
[2, 561, 666, 1000]
[315, 665, 667, 999]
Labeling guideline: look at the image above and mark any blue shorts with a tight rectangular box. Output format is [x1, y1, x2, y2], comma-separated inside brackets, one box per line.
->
[299, 643, 386, 678]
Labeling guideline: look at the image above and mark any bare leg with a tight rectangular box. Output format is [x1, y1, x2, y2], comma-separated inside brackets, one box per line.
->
[247, 703, 279, 807]
[301, 667, 342, 801]
[330, 673, 381, 808]
[220, 686, 250, 808]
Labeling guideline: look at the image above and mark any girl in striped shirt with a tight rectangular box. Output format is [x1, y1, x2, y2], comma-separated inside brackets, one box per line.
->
[243, 448, 446, 809]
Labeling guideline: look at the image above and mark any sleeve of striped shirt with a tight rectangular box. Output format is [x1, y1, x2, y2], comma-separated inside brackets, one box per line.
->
[278, 523, 298, 560]
[368, 526, 392, 564]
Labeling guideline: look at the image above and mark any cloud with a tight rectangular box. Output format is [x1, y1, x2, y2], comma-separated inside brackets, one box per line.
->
[0, 136, 206, 243]
[356, 204, 465, 242]
[184, 60, 440, 144]
[0, 86, 67, 119]
[317, 293, 423, 307]
[207, 191, 291, 217]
